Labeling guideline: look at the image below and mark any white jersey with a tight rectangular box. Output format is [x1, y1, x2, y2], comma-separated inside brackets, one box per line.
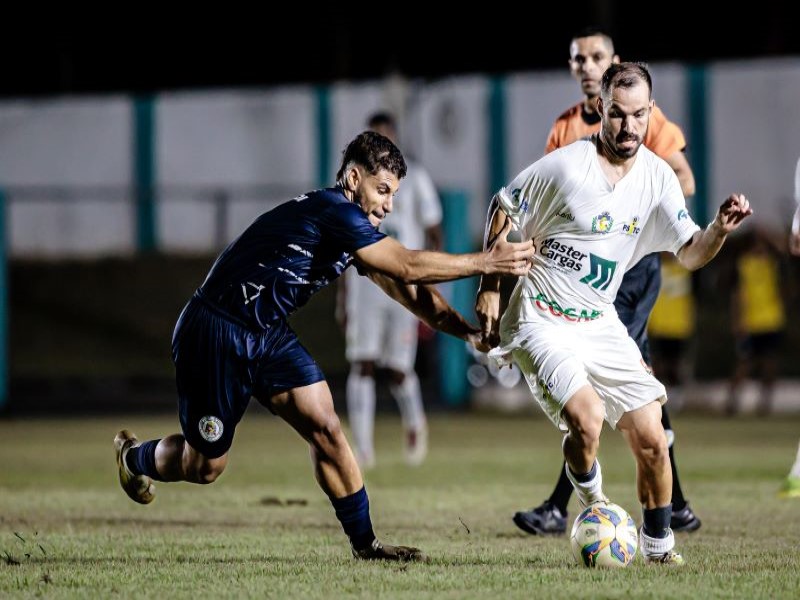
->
[380, 160, 442, 247]
[345, 160, 442, 368]
[496, 138, 700, 333]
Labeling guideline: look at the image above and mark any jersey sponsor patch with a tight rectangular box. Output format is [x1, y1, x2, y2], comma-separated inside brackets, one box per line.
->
[591, 211, 614, 233]
[527, 291, 604, 322]
[199, 416, 224, 442]
[579, 254, 618, 290]
[539, 238, 587, 272]
[622, 217, 641, 236]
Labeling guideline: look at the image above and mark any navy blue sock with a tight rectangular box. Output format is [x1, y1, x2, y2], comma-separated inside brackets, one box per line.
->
[569, 461, 597, 483]
[126, 439, 164, 482]
[331, 486, 375, 551]
[643, 504, 672, 538]
[548, 462, 573, 515]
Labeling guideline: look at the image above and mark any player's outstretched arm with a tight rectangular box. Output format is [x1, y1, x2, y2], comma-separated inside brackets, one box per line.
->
[366, 271, 489, 352]
[353, 220, 532, 285]
[677, 193, 753, 270]
[475, 196, 512, 348]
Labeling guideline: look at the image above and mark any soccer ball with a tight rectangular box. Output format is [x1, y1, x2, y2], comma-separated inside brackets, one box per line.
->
[570, 502, 638, 568]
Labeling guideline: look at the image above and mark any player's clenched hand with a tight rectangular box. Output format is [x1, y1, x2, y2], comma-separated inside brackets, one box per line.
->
[790, 231, 800, 257]
[714, 194, 752, 233]
[475, 290, 501, 349]
[484, 220, 534, 276]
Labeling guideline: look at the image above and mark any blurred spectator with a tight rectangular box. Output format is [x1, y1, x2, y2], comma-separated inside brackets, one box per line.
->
[780, 158, 800, 497]
[648, 251, 695, 409]
[726, 228, 787, 416]
[338, 111, 443, 468]
[791, 157, 800, 257]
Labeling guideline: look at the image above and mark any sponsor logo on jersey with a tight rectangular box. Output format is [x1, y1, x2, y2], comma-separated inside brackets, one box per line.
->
[511, 188, 529, 213]
[591, 211, 614, 233]
[538, 377, 555, 400]
[622, 216, 641, 236]
[579, 254, 618, 290]
[527, 291, 604, 322]
[557, 210, 575, 222]
[199, 416, 224, 442]
[539, 238, 587, 272]
[677, 209, 689, 220]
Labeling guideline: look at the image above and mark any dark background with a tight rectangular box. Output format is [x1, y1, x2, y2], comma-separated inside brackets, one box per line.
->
[1, 5, 797, 97]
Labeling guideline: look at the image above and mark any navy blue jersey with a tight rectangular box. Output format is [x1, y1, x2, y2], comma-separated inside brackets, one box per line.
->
[199, 187, 385, 329]
[614, 252, 661, 363]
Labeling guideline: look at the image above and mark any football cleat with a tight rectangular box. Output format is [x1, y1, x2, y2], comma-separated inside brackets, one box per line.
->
[512, 500, 567, 535]
[114, 429, 156, 504]
[671, 503, 702, 532]
[351, 538, 427, 562]
[644, 550, 685, 566]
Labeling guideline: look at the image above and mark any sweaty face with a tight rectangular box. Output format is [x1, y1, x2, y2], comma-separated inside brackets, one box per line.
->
[569, 36, 615, 99]
[600, 80, 652, 159]
[350, 167, 400, 227]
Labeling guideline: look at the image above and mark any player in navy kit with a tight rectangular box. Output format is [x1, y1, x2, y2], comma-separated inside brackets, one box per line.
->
[113, 131, 534, 562]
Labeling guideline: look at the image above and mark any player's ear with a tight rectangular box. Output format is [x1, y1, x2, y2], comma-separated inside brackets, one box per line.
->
[612, 54, 620, 64]
[345, 165, 361, 193]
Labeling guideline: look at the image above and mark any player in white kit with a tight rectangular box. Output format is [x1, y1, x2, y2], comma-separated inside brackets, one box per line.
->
[476, 63, 752, 565]
[341, 112, 443, 468]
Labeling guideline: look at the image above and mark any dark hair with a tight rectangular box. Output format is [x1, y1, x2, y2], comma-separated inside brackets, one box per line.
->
[600, 62, 652, 100]
[571, 27, 615, 54]
[367, 111, 397, 130]
[335, 130, 407, 183]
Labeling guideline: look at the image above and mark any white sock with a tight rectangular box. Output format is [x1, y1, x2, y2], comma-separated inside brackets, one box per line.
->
[346, 373, 376, 462]
[790, 440, 800, 478]
[639, 527, 675, 556]
[565, 460, 606, 506]
[389, 372, 426, 432]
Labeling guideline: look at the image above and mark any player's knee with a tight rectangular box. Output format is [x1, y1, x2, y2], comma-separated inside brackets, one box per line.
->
[566, 407, 604, 445]
[636, 432, 669, 466]
[311, 412, 346, 449]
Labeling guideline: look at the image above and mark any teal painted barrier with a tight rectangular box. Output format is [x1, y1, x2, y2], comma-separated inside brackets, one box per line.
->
[439, 189, 474, 406]
[315, 86, 331, 187]
[0, 190, 6, 410]
[488, 76, 508, 196]
[133, 97, 156, 252]
[688, 64, 709, 224]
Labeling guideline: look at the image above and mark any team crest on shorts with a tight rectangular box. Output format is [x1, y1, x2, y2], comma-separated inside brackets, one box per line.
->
[199, 416, 224, 442]
[591, 212, 614, 233]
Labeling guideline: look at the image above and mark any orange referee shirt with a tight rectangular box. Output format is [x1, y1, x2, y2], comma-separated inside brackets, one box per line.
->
[545, 102, 686, 159]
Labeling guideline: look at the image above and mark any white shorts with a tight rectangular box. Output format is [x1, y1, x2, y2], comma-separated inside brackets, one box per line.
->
[492, 313, 666, 430]
[345, 271, 418, 372]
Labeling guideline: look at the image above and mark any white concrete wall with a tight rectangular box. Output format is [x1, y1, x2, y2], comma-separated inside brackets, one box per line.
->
[1, 58, 798, 256]
[0, 97, 132, 256]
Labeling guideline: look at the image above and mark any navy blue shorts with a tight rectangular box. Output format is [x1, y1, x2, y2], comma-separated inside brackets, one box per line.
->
[171, 293, 325, 458]
[614, 253, 661, 364]
[736, 331, 784, 359]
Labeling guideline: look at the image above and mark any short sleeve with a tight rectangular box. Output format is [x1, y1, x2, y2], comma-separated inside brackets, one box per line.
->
[631, 170, 700, 266]
[319, 202, 386, 253]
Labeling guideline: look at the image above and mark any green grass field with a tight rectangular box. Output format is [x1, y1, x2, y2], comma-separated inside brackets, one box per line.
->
[1, 411, 798, 598]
